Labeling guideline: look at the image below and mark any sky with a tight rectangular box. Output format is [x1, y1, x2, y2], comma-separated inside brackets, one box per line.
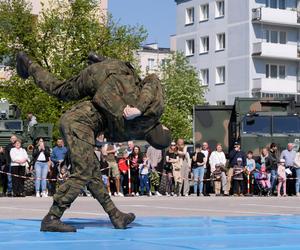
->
[108, 0, 176, 48]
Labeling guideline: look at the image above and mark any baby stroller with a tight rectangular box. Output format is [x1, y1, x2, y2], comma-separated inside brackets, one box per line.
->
[253, 165, 271, 196]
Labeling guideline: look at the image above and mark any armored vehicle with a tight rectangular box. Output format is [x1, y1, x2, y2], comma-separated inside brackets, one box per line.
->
[194, 97, 300, 156]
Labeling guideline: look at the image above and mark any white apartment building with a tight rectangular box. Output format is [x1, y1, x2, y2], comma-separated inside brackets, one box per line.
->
[135, 43, 171, 78]
[174, 0, 300, 104]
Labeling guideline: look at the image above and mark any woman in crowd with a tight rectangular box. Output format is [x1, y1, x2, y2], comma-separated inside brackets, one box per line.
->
[165, 142, 179, 196]
[277, 159, 287, 197]
[209, 143, 227, 195]
[32, 137, 51, 197]
[269, 143, 279, 194]
[129, 146, 143, 196]
[0, 146, 7, 196]
[10, 139, 29, 197]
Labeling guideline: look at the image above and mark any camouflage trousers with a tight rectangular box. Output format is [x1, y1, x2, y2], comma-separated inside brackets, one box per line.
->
[49, 101, 116, 218]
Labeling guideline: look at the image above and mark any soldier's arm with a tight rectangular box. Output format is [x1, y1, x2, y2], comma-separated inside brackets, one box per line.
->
[29, 63, 92, 101]
[135, 75, 160, 114]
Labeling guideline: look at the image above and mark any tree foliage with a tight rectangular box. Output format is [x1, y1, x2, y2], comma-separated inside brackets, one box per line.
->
[160, 52, 206, 141]
[0, 0, 147, 138]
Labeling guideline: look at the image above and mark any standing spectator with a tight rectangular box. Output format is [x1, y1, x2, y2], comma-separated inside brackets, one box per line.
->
[5, 134, 18, 196]
[49, 138, 68, 196]
[201, 142, 211, 195]
[118, 151, 130, 196]
[165, 142, 178, 196]
[146, 146, 162, 196]
[209, 143, 227, 195]
[269, 143, 279, 194]
[139, 154, 151, 196]
[99, 155, 111, 196]
[32, 138, 51, 198]
[127, 141, 135, 155]
[293, 148, 300, 196]
[245, 151, 256, 194]
[57, 166, 70, 187]
[177, 139, 191, 197]
[280, 143, 296, 195]
[106, 143, 121, 197]
[277, 159, 287, 197]
[232, 158, 244, 196]
[227, 142, 246, 195]
[191, 144, 206, 196]
[10, 139, 29, 197]
[0, 147, 6, 196]
[129, 146, 143, 196]
[212, 164, 226, 196]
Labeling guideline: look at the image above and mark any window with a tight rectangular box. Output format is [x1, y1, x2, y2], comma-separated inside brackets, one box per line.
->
[147, 58, 155, 70]
[200, 69, 209, 85]
[161, 59, 166, 66]
[242, 116, 271, 134]
[265, 30, 287, 44]
[185, 39, 195, 56]
[273, 116, 300, 134]
[266, 0, 286, 9]
[265, 64, 286, 79]
[216, 100, 225, 106]
[200, 4, 209, 21]
[216, 33, 225, 51]
[216, 66, 225, 84]
[215, 0, 224, 18]
[200, 36, 209, 53]
[185, 7, 194, 25]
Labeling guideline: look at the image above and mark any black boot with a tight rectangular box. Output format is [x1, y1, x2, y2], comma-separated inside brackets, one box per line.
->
[108, 208, 135, 229]
[16, 52, 32, 79]
[87, 52, 106, 65]
[40, 214, 77, 232]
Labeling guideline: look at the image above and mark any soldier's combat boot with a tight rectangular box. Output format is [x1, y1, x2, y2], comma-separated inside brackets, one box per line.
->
[87, 52, 106, 65]
[108, 208, 135, 229]
[40, 214, 77, 232]
[16, 52, 32, 79]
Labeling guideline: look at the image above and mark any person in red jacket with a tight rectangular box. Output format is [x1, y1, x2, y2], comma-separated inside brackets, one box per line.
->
[118, 151, 130, 196]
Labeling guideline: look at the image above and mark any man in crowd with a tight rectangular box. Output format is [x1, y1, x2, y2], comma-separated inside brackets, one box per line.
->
[127, 141, 135, 155]
[201, 142, 211, 195]
[227, 142, 246, 195]
[146, 145, 162, 196]
[49, 138, 68, 196]
[280, 143, 296, 195]
[16, 51, 171, 232]
[5, 134, 17, 197]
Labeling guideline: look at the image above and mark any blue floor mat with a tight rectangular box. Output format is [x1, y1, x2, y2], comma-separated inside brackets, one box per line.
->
[0, 216, 299, 250]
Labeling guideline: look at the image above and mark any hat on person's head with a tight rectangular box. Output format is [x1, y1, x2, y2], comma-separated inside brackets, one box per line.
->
[145, 123, 171, 150]
[170, 141, 176, 146]
[237, 157, 243, 162]
[234, 141, 240, 146]
[279, 158, 285, 164]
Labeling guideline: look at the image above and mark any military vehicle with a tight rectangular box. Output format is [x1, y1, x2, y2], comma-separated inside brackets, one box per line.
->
[0, 98, 53, 149]
[194, 97, 300, 156]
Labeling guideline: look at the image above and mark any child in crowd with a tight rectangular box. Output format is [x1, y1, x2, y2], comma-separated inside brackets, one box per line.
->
[257, 165, 271, 195]
[233, 157, 244, 196]
[57, 166, 69, 187]
[246, 151, 256, 194]
[100, 155, 112, 196]
[277, 159, 287, 197]
[118, 151, 130, 196]
[212, 163, 225, 195]
[139, 154, 150, 196]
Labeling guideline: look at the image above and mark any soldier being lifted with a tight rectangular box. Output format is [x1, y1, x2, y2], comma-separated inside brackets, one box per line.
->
[16, 52, 171, 232]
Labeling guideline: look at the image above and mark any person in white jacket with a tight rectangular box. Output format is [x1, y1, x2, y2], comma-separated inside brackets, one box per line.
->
[209, 143, 228, 195]
[10, 139, 29, 197]
[293, 148, 300, 196]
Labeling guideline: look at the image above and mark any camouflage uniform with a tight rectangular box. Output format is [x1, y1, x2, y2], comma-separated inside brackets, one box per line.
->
[28, 59, 164, 218]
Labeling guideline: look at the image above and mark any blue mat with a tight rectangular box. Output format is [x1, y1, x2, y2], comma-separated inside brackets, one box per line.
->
[0, 216, 300, 250]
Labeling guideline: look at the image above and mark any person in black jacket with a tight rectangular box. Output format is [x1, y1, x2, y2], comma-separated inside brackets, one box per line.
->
[0, 146, 7, 196]
[32, 137, 51, 197]
[226, 142, 246, 195]
[5, 134, 18, 196]
[267, 143, 278, 194]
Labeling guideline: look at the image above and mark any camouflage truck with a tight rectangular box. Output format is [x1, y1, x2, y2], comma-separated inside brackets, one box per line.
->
[0, 98, 53, 149]
[194, 97, 300, 156]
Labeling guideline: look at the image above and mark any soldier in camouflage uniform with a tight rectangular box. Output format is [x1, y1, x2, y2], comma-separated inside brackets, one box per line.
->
[16, 52, 171, 232]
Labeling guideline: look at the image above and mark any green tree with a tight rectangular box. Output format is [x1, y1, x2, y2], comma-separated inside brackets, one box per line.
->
[160, 52, 206, 141]
[0, 0, 147, 138]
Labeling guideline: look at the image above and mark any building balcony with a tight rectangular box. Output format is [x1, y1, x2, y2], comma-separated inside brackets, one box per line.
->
[252, 7, 300, 28]
[252, 42, 300, 61]
[252, 78, 300, 94]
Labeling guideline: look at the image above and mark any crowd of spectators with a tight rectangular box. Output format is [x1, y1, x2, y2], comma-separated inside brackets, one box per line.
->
[1, 131, 300, 198]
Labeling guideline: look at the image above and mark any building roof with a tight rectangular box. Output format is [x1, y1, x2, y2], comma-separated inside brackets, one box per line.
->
[140, 44, 171, 54]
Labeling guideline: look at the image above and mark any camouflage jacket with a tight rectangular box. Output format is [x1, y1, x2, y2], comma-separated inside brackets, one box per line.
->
[29, 59, 164, 141]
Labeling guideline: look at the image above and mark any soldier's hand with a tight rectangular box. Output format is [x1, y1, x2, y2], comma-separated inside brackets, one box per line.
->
[123, 105, 142, 120]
